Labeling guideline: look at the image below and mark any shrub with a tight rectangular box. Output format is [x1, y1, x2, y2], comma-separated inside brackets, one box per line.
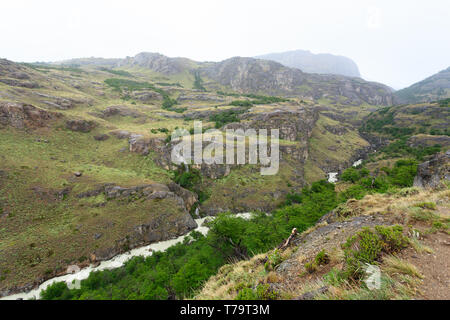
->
[315, 249, 330, 266]
[341, 168, 361, 183]
[342, 225, 409, 280]
[375, 225, 409, 253]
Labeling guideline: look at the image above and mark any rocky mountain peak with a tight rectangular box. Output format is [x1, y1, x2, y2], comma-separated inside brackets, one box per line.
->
[256, 49, 361, 78]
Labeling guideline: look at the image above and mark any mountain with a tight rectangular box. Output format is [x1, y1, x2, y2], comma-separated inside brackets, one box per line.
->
[57, 52, 393, 106]
[395, 67, 450, 104]
[255, 49, 361, 78]
[201, 56, 393, 105]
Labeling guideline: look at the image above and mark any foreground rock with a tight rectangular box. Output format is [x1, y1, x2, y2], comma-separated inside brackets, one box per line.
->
[414, 151, 450, 188]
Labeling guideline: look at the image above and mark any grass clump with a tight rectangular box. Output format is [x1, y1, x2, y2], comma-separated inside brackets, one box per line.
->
[304, 262, 318, 274]
[413, 202, 437, 210]
[383, 256, 423, 279]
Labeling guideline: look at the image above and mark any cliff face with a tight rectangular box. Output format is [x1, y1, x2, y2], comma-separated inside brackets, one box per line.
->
[200, 57, 394, 106]
[256, 49, 361, 78]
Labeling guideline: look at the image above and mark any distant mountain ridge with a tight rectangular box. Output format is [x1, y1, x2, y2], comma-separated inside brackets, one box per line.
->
[255, 49, 361, 78]
[395, 66, 450, 104]
[56, 52, 393, 106]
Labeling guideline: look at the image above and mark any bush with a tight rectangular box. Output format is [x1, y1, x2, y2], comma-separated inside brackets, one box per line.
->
[264, 250, 283, 272]
[341, 168, 362, 183]
[230, 100, 253, 107]
[375, 225, 409, 253]
[342, 225, 409, 280]
[209, 108, 249, 128]
[315, 249, 330, 266]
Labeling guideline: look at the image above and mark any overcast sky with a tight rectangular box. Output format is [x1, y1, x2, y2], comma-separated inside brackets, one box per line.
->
[1, 0, 449, 89]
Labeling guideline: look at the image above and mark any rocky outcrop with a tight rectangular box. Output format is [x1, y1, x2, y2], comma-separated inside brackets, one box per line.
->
[167, 182, 198, 212]
[75, 182, 198, 261]
[117, 52, 197, 75]
[92, 211, 197, 261]
[131, 90, 163, 102]
[0, 102, 61, 129]
[414, 151, 450, 188]
[76, 182, 196, 212]
[66, 119, 98, 133]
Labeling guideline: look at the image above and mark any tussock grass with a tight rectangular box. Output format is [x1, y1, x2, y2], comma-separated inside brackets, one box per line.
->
[383, 255, 423, 279]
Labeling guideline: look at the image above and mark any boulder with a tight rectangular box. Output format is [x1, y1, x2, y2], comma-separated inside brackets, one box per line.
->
[414, 151, 450, 188]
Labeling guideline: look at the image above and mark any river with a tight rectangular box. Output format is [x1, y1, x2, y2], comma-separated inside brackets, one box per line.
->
[1, 213, 254, 300]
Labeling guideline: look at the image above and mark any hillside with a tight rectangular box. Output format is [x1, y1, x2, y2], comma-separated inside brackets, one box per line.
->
[0, 54, 447, 300]
[395, 67, 450, 104]
[256, 49, 361, 78]
[56, 52, 394, 106]
[197, 152, 450, 300]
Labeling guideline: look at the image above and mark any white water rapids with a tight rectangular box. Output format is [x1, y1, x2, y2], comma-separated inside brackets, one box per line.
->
[327, 159, 363, 183]
[1, 213, 254, 300]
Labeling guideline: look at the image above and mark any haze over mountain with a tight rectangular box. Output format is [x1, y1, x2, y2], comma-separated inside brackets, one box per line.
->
[255, 50, 361, 78]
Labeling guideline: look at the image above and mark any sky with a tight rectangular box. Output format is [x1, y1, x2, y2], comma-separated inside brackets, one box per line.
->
[1, 0, 449, 89]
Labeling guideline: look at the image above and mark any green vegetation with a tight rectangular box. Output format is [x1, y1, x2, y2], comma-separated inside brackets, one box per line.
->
[438, 98, 450, 107]
[217, 91, 289, 104]
[209, 108, 250, 128]
[230, 100, 254, 107]
[99, 68, 132, 77]
[235, 284, 279, 300]
[104, 78, 186, 113]
[338, 160, 418, 200]
[340, 225, 408, 280]
[21, 63, 84, 74]
[193, 71, 206, 91]
[379, 138, 442, 160]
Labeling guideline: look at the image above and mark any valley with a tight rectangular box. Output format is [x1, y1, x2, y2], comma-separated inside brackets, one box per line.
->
[0, 52, 448, 300]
